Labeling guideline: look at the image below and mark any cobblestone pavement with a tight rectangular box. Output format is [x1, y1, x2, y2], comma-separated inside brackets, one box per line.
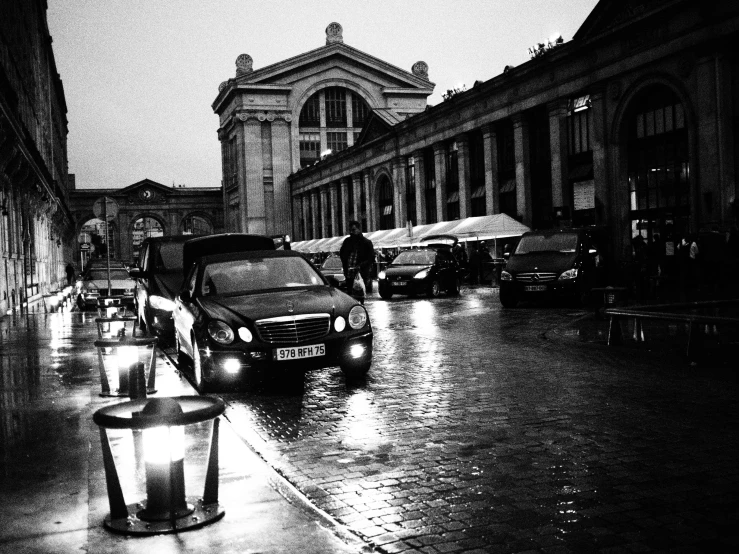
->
[215, 287, 738, 553]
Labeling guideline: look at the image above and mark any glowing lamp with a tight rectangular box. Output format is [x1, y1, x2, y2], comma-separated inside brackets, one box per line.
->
[94, 335, 158, 398]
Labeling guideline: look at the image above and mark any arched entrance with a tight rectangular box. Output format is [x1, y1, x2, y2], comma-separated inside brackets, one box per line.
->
[181, 214, 213, 236]
[377, 176, 393, 230]
[78, 217, 119, 269]
[625, 84, 690, 281]
[131, 216, 164, 267]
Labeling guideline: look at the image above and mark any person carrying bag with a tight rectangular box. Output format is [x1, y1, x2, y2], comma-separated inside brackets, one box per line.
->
[340, 220, 374, 304]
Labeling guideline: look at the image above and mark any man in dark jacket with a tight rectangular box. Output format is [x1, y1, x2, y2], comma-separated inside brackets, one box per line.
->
[339, 220, 375, 303]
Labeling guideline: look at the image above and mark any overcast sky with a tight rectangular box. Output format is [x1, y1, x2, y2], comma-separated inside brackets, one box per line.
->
[47, 0, 598, 190]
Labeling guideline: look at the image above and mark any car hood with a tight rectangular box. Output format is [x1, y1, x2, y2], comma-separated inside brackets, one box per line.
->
[505, 252, 577, 274]
[385, 264, 431, 277]
[195, 287, 358, 325]
[151, 272, 183, 300]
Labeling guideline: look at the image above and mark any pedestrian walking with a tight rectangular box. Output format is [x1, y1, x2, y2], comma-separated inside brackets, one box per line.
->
[65, 263, 76, 286]
[339, 220, 375, 304]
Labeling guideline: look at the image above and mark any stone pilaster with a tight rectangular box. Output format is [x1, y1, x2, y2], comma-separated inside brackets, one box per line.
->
[320, 186, 329, 238]
[512, 114, 532, 227]
[413, 150, 427, 225]
[271, 119, 292, 236]
[244, 119, 266, 234]
[330, 183, 339, 237]
[340, 177, 350, 234]
[481, 125, 499, 215]
[363, 172, 373, 232]
[548, 100, 569, 215]
[392, 157, 407, 228]
[301, 193, 311, 240]
[352, 173, 362, 227]
[310, 189, 319, 240]
[590, 89, 608, 227]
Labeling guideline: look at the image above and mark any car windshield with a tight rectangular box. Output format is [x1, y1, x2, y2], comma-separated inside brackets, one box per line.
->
[200, 257, 324, 296]
[391, 250, 436, 265]
[153, 242, 184, 270]
[515, 233, 579, 254]
[87, 269, 130, 280]
[321, 256, 343, 270]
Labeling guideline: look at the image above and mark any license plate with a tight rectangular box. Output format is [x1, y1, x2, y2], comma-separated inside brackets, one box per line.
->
[275, 344, 325, 361]
[391, 281, 405, 287]
[524, 285, 548, 292]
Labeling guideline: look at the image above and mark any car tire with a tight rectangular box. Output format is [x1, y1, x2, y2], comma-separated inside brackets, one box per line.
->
[175, 331, 190, 369]
[340, 359, 371, 381]
[379, 288, 393, 300]
[499, 288, 518, 308]
[191, 336, 210, 393]
[427, 279, 441, 298]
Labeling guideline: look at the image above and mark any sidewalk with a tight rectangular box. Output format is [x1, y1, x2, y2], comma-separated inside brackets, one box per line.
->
[0, 299, 369, 554]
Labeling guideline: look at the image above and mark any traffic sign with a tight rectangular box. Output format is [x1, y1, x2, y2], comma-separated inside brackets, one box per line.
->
[93, 196, 119, 220]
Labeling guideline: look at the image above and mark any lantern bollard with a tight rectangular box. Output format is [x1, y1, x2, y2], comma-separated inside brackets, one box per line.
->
[95, 315, 138, 339]
[93, 396, 226, 535]
[97, 296, 129, 318]
[94, 335, 158, 397]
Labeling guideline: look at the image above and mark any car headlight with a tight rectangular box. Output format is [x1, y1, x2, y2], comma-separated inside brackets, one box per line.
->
[378, 270, 386, 280]
[207, 320, 235, 344]
[500, 270, 512, 281]
[334, 316, 346, 332]
[348, 306, 368, 329]
[149, 295, 176, 311]
[558, 268, 578, 280]
[414, 269, 429, 280]
[124, 288, 134, 295]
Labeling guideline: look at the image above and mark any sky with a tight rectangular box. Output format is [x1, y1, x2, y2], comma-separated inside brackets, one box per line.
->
[47, 0, 599, 191]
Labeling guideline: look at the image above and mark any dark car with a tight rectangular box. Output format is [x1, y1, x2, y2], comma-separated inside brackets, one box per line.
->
[130, 235, 196, 341]
[499, 227, 608, 308]
[319, 254, 346, 288]
[172, 249, 372, 391]
[377, 246, 460, 299]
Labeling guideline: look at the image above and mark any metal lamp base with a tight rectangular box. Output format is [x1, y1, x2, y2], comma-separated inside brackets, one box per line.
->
[103, 497, 224, 535]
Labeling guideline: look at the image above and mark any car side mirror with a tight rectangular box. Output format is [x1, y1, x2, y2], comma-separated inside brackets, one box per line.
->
[324, 275, 340, 288]
[179, 290, 192, 302]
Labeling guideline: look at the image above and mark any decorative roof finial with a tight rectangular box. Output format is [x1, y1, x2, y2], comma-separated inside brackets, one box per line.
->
[235, 54, 253, 76]
[412, 61, 429, 80]
[326, 22, 343, 45]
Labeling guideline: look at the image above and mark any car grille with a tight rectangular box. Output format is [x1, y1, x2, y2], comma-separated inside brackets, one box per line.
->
[255, 314, 330, 344]
[516, 272, 558, 282]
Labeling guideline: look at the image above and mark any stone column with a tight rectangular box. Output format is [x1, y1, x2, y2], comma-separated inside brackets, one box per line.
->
[512, 114, 532, 227]
[320, 186, 330, 238]
[432, 142, 447, 222]
[590, 88, 608, 227]
[548, 101, 569, 219]
[456, 135, 472, 218]
[271, 118, 292, 235]
[352, 173, 362, 227]
[310, 189, 319, 240]
[330, 182, 340, 237]
[244, 118, 266, 234]
[292, 195, 303, 241]
[392, 157, 407, 228]
[481, 125, 499, 215]
[413, 150, 427, 225]
[301, 193, 311, 240]
[340, 177, 350, 234]
[319, 90, 327, 156]
[363, 172, 373, 232]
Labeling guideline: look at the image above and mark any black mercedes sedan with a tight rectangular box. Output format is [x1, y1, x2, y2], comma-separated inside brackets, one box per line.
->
[377, 246, 460, 299]
[172, 249, 373, 391]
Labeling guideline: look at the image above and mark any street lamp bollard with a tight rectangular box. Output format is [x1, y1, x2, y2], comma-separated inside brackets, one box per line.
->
[95, 315, 138, 339]
[93, 396, 226, 535]
[97, 296, 129, 318]
[94, 336, 158, 397]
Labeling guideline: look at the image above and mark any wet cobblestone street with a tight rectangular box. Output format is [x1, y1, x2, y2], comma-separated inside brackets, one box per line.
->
[219, 287, 739, 553]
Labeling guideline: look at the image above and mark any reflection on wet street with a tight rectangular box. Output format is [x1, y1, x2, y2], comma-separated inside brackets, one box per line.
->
[221, 288, 739, 552]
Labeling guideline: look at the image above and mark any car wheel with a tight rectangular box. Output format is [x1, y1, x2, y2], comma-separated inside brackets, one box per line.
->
[192, 335, 218, 393]
[499, 288, 518, 308]
[379, 288, 393, 300]
[427, 279, 441, 298]
[340, 359, 371, 381]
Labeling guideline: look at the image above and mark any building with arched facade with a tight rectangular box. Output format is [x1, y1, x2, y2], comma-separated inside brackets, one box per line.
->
[68, 179, 223, 268]
[215, 0, 739, 285]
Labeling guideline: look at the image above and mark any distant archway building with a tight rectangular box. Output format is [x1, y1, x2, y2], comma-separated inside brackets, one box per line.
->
[68, 179, 223, 266]
[213, 0, 739, 276]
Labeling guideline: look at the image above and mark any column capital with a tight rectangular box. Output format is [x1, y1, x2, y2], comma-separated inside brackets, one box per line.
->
[480, 123, 496, 139]
[454, 133, 469, 147]
[547, 99, 569, 118]
[432, 142, 446, 156]
[511, 113, 528, 129]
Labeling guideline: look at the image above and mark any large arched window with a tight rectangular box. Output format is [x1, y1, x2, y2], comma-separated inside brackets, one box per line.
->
[378, 176, 394, 230]
[626, 84, 690, 276]
[298, 87, 371, 168]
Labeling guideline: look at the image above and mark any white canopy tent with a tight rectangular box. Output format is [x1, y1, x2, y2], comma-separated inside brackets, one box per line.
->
[291, 214, 530, 254]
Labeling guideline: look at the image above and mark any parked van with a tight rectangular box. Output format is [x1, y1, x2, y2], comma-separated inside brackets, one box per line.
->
[499, 227, 608, 308]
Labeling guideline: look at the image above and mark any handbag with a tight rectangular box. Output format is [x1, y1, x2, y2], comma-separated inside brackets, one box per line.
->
[352, 272, 366, 296]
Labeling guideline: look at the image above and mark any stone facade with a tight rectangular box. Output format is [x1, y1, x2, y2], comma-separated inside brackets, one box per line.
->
[0, 0, 75, 315]
[212, 22, 434, 237]
[285, 0, 739, 275]
[68, 179, 223, 265]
